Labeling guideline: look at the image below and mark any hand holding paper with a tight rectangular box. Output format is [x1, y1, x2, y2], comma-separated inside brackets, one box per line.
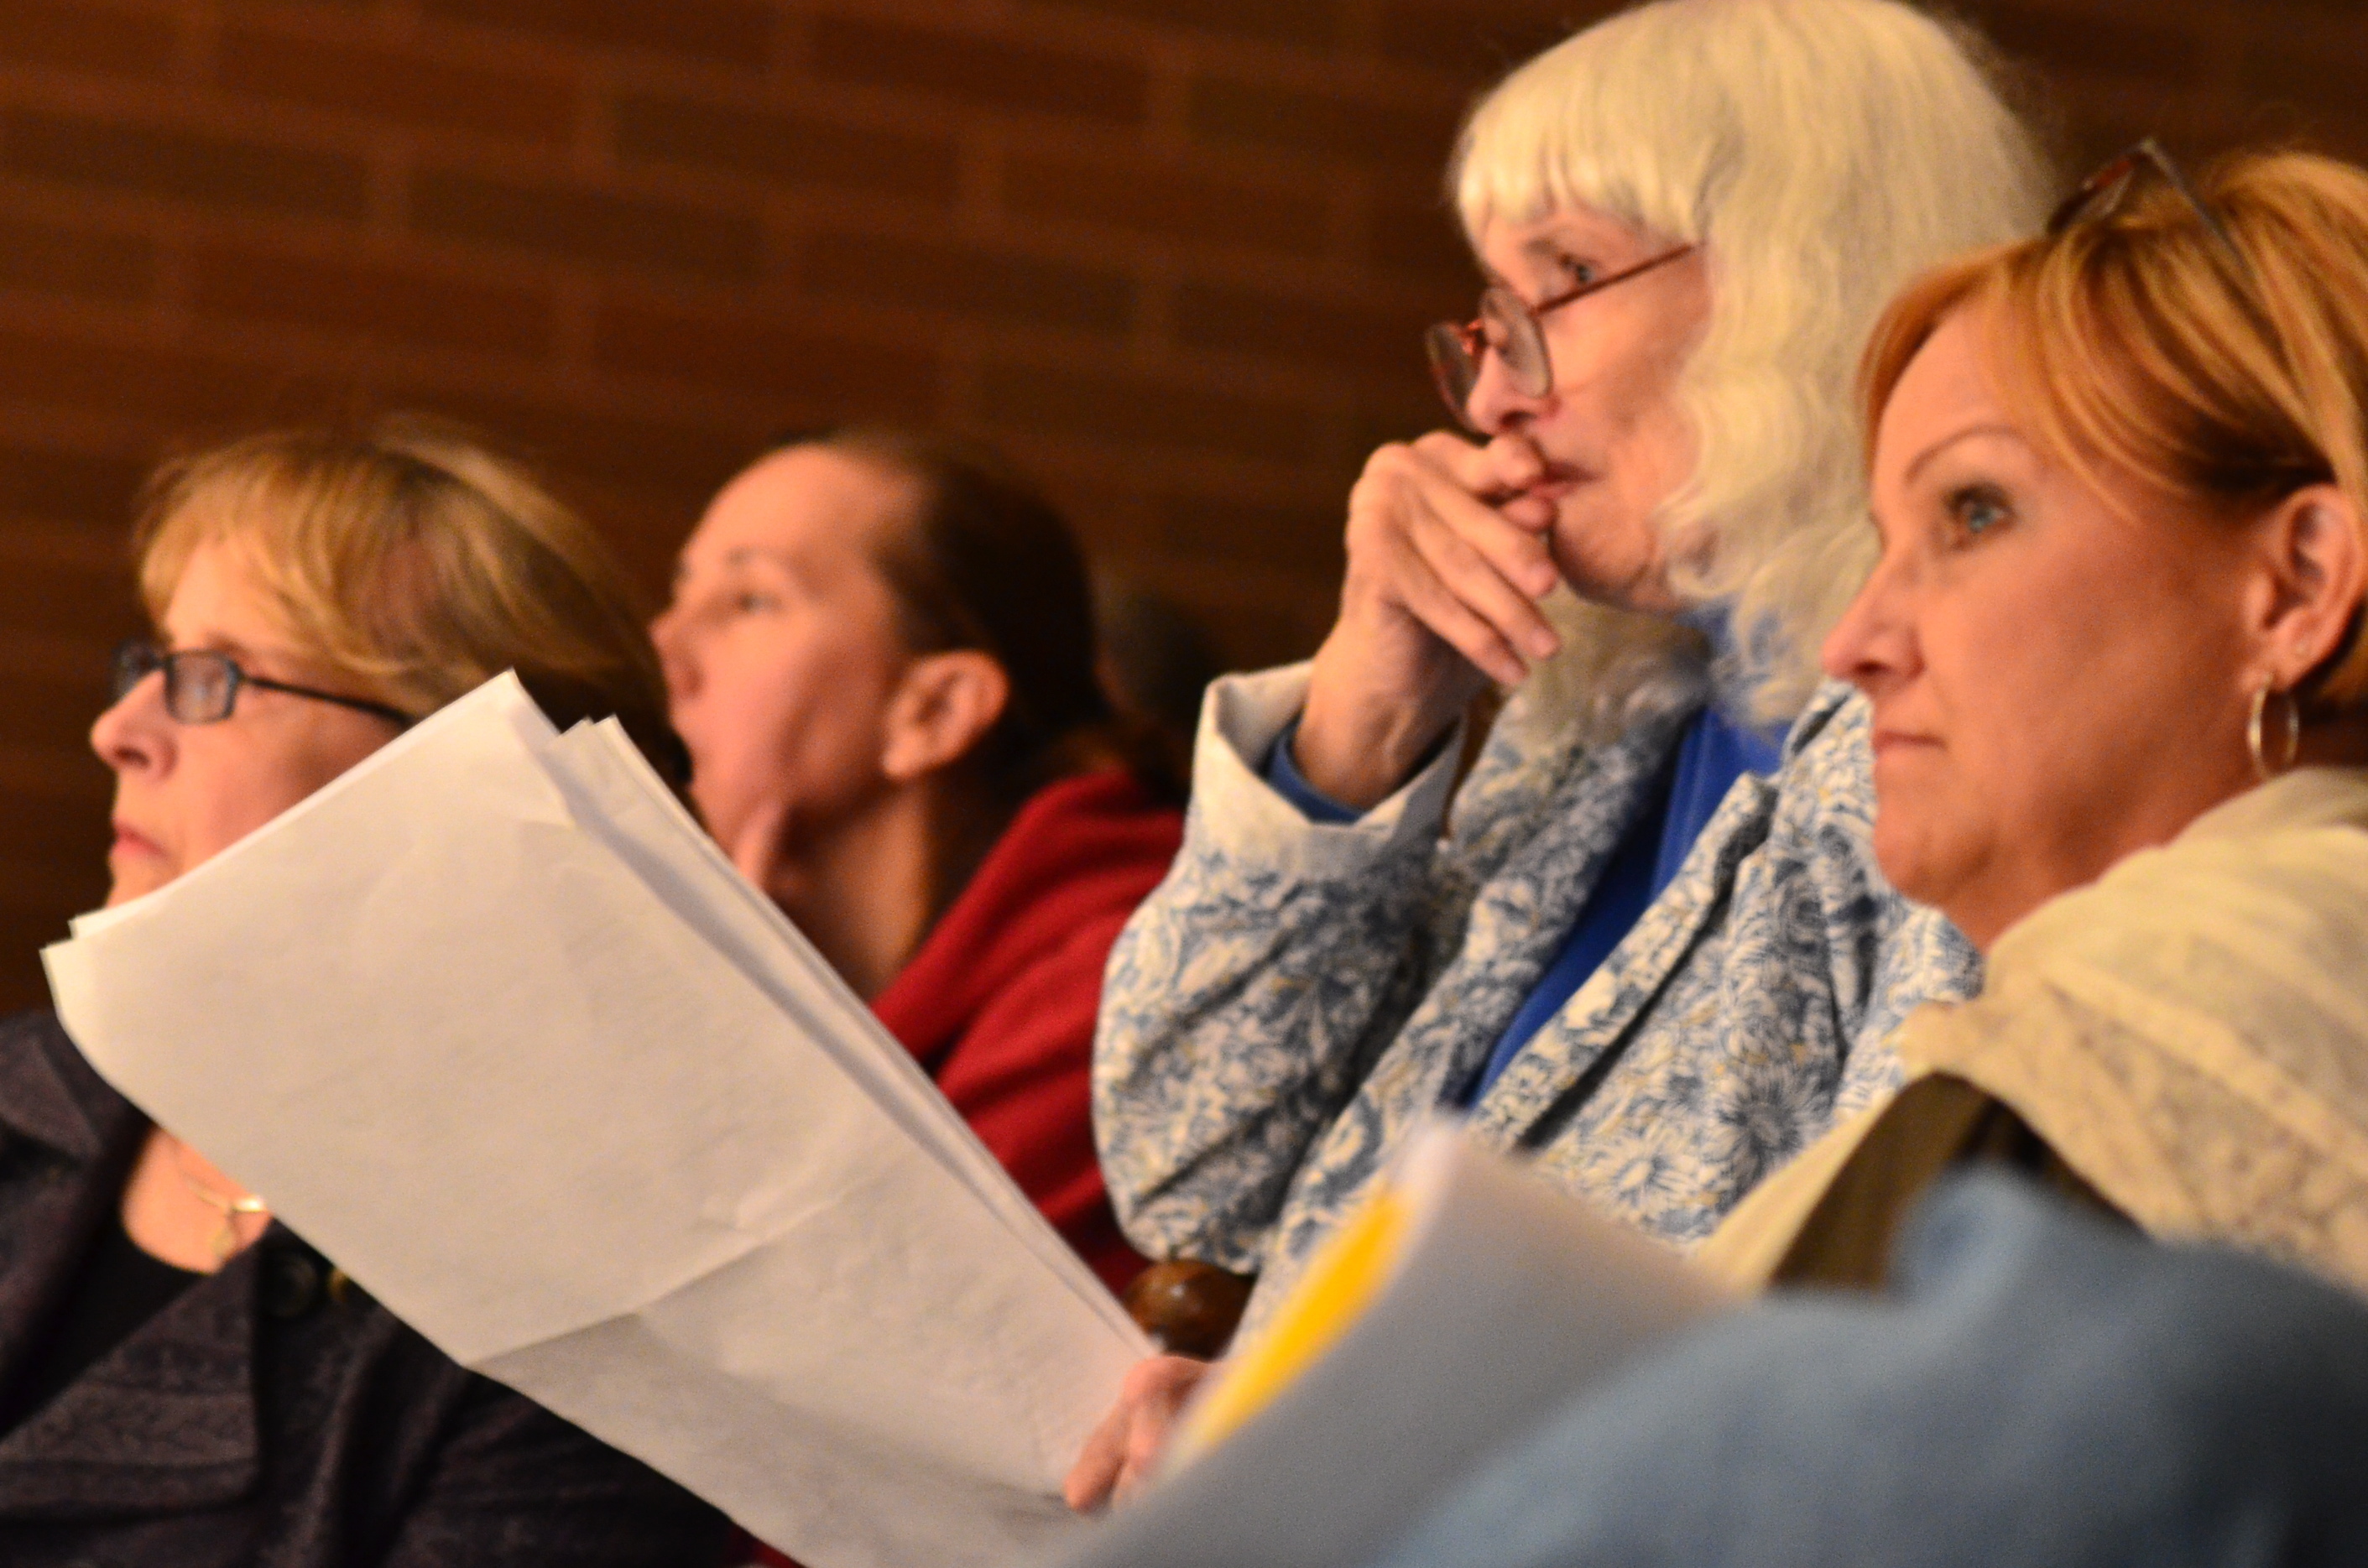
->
[44, 673, 1148, 1568]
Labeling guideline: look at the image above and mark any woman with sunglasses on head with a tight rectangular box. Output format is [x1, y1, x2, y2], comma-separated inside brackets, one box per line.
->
[1072, 0, 2048, 1503]
[1696, 143, 2368, 1295]
[1200, 143, 2368, 1568]
[0, 422, 725, 1565]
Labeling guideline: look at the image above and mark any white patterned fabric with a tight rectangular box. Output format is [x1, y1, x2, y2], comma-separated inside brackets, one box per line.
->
[1093, 660, 1982, 1330]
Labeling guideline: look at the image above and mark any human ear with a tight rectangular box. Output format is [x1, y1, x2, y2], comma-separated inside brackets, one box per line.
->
[2246, 484, 2368, 691]
[879, 650, 1010, 784]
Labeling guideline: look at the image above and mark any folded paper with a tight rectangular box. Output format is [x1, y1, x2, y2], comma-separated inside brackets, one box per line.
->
[45, 673, 1147, 1568]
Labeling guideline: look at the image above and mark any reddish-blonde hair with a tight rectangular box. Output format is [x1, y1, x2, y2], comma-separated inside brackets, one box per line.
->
[1861, 148, 2368, 709]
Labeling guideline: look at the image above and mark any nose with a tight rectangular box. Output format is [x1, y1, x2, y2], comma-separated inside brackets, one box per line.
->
[90, 667, 171, 780]
[1461, 339, 1551, 437]
[1820, 544, 1917, 695]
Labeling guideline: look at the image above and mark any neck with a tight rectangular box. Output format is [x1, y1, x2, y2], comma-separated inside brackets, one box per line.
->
[120, 1128, 267, 1273]
[763, 786, 942, 1001]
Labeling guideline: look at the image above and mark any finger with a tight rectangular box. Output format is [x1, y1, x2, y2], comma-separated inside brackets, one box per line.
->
[1113, 1370, 1198, 1502]
[1400, 467, 1562, 605]
[1479, 430, 1549, 493]
[1499, 491, 1556, 531]
[1115, 1416, 1168, 1503]
[1062, 1405, 1130, 1513]
[1406, 429, 1520, 498]
[1407, 428, 1547, 500]
[1402, 503, 1562, 669]
[1387, 541, 1536, 687]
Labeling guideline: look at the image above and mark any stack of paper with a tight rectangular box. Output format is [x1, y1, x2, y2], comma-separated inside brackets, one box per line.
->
[44, 673, 1148, 1568]
[1048, 1121, 1736, 1568]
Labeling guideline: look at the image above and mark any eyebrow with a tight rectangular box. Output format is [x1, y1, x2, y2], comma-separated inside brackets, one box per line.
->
[164, 633, 258, 661]
[691, 544, 816, 592]
[1901, 422, 2027, 488]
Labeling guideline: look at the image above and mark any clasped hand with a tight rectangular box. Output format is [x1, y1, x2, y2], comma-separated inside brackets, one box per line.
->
[1294, 430, 1566, 810]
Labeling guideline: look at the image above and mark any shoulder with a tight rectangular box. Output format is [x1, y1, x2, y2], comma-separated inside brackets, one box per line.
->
[0, 1009, 141, 1163]
[1774, 681, 1876, 804]
[2004, 774, 2368, 977]
[261, 1278, 723, 1556]
[1753, 681, 1883, 867]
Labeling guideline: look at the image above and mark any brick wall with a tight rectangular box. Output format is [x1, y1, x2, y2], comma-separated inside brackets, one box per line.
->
[0, 0, 2361, 1007]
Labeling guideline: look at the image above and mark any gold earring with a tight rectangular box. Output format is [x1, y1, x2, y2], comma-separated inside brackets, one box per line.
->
[2247, 680, 2302, 781]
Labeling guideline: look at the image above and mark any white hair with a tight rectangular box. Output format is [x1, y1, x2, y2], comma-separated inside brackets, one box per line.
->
[1452, 0, 2052, 738]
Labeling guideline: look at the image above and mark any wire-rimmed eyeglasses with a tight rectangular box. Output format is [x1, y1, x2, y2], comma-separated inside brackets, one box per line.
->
[2047, 136, 2251, 279]
[1424, 244, 1698, 432]
[109, 639, 414, 729]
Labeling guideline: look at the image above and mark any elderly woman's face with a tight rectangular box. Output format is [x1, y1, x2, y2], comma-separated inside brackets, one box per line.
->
[1465, 205, 1710, 611]
[652, 447, 918, 870]
[1827, 307, 2264, 948]
[91, 539, 400, 907]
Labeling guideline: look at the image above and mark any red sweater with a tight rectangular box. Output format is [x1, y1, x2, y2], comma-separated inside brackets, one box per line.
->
[868, 768, 1180, 1295]
[748, 772, 1181, 1564]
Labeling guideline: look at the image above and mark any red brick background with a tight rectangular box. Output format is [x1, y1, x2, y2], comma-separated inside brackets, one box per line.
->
[0, 0, 2360, 1007]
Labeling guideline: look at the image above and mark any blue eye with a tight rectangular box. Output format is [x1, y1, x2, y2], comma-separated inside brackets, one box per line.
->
[1948, 485, 2011, 536]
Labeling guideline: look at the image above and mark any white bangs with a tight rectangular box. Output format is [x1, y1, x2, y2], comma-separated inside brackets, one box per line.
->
[1447, 0, 2051, 733]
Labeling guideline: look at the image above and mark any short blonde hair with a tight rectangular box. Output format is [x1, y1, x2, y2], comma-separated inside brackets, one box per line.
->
[1452, 0, 2051, 729]
[135, 418, 684, 780]
[1863, 148, 2368, 711]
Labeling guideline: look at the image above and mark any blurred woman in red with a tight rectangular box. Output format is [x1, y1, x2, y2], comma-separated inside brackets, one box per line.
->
[655, 429, 1181, 1297]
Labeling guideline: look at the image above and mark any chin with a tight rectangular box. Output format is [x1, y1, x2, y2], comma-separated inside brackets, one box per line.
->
[1869, 814, 1946, 909]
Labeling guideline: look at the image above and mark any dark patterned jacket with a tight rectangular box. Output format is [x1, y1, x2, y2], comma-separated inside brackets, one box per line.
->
[0, 1011, 728, 1566]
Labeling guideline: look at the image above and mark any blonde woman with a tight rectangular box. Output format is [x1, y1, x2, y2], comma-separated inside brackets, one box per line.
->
[1077, 0, 2050, 1501]
[0, 423, 724, 1564]
[1704, 144, 2368, 1295]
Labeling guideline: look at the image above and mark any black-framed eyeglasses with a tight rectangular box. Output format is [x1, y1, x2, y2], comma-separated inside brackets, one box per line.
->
[1424, 244, 1698, 432]
[2047, 137, 2251, 279]
[109, 640, 415, 729]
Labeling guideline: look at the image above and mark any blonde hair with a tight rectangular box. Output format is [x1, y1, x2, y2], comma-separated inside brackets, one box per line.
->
[1863, 148, 2368, 712]
[135, 417, 685, 780]
[1452, 0, 2051, 733]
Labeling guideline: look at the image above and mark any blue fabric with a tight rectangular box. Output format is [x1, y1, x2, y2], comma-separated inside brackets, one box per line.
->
[1264, 718, 1364, 826]
[1265, 707, 1786, 1109]
[1369, 1172, 2368, 1568]
[1458, 705, 1784, 1104]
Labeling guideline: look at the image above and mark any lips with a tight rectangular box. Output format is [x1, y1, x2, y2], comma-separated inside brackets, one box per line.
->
[1869, 728, 1941, 758]
[110, 820, 165, 861]
[1517, 462, 1590, 501]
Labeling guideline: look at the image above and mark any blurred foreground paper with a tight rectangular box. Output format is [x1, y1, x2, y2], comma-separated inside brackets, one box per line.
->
[1048, 1122, 1736, 1568]
[42, 673, 1148, 1568]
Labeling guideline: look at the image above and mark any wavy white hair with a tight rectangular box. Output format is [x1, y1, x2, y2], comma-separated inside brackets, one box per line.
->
[1452, 0, 2051, 738]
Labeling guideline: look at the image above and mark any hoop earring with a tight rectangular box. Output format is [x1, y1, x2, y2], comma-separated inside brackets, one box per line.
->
[2247, 680, 2302, 781]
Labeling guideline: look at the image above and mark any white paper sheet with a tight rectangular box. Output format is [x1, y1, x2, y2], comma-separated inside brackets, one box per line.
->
[1048, 1121, 1735, 1568]
[44, 674, 1148, 1568]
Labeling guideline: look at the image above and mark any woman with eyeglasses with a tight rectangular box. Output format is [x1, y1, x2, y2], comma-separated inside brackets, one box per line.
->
[1697, 143, 2368, 1295]
[0, 421, 726, 1565]
[1072, 0, 2050, 1503]
[1075, 144, 2368, 1568]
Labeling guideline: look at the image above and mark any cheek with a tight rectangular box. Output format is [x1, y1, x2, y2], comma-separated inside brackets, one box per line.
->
[1870, 551, 2233, 906]
[175, 737, 369, 872]
[1538, 344, 1696, 589]
[681, 628, 900, 831]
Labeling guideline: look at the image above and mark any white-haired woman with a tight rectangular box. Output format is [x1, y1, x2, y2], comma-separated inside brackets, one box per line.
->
[1072, 0, 2051, 1503]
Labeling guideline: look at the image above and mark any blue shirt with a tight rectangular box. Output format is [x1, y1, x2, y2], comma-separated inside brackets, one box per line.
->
[1266, 701, 1786, 1105]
